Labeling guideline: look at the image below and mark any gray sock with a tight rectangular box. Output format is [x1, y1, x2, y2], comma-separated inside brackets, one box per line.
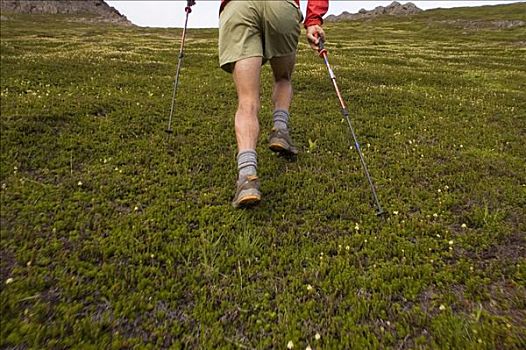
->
[273, 109, 289, 130]
[237, 149, 257, 179]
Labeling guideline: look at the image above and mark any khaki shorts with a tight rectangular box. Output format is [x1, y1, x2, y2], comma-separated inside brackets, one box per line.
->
[219, 0, 303, 73]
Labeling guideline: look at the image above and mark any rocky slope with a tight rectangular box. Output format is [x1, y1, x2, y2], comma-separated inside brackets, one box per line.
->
[326, 1, 422, 22]
[0, 0, 132, 25]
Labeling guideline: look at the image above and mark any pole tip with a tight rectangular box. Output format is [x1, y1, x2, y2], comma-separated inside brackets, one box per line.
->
[376, 209, 387, 217]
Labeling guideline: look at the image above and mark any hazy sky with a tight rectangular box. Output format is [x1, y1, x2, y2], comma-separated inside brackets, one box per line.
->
[106, 1, 523, 28]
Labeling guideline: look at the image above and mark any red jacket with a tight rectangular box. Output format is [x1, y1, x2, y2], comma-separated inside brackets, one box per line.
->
[220, 0, 329, 28]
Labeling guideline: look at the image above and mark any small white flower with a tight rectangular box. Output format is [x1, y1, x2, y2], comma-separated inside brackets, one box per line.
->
[393, 211, 399, 215]
[77, 181, 83, 186]
[134, 206, 139, 211]
[444, 185, 449, 190]
[439, 304, 446, 311]
[354, 223, 360, 231]
[306, 346, 312, 350]
[315, 333, 321, 340]
[461, 223, 467, 229]
[437, 189, 442, 193]
[433, 213, 438, 218]
[448, 240, 454, 245]
[150, 254, 155, 258]
[287, 340, 294, 349]
[5, 278, 14, 284]
[436, 234, 441, 238]
[306, 284, 313, 291]
[1, 183, 6, 190]
[345, 245, 350, 251]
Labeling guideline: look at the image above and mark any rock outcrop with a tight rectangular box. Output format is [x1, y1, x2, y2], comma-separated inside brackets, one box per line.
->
[0, 0, 132, 25]
[326, 1, 422, 22]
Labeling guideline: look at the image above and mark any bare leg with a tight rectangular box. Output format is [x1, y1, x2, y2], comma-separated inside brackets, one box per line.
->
[231, 57, 263, 208]
[233, 56, 263, 151]
[270, 53, 296, 112]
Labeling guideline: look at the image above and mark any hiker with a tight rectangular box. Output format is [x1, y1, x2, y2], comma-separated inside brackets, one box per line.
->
[219, 0, 329, 208]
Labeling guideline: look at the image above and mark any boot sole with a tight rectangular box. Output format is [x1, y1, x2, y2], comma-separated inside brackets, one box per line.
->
[269, 140, 297, 156]
[232, 189, 261, 208]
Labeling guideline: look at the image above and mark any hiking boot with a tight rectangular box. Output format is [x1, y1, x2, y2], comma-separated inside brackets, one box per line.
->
[269, 128, 298, 156]
[232, 175, 261, 208]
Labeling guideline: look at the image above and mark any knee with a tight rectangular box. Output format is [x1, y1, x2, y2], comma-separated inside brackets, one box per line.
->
[274, 72, 292, 83]
[237, 100, 260, 117]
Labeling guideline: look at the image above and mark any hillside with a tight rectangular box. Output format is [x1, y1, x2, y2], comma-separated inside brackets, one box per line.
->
[1, 2, 525, 349]
[0, 0, 132, 25]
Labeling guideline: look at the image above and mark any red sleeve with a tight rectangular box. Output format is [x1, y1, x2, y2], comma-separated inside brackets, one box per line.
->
[304, 0, 329, 28]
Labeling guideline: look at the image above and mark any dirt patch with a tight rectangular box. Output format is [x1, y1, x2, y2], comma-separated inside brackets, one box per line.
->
[456, 231, 526, 267]
[0, 248, 16, 283]
[438, 19, 526, 30]
[479, 231, 525, 263]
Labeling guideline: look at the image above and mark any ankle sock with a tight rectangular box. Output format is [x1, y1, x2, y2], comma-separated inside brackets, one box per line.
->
[237, 149, 257, 178]
[273, 109, 289, 130]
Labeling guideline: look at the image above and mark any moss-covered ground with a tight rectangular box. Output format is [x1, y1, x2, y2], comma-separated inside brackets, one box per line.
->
[1, 3, 525, 349]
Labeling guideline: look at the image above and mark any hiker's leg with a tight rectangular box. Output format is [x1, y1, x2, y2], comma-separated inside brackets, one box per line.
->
[233, 56, 262, 151]
[231, 56, 263, 207]
[270, 53, 296, 113]
[267, 53, 298, 156]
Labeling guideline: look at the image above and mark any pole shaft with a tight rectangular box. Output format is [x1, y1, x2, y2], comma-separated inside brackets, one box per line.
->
[166, 9, 191, 132]
[321, 52, 384, 215]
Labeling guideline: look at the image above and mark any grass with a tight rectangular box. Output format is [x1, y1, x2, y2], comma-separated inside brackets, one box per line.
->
[1, 3, 525, 349]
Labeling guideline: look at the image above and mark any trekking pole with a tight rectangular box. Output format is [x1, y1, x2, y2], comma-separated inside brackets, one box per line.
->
[166, 0, 196, 134]
[317, 39, 385, 216]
